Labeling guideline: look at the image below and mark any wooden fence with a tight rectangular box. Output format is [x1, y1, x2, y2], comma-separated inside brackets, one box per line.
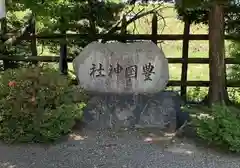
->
[1, 14, 240, 101]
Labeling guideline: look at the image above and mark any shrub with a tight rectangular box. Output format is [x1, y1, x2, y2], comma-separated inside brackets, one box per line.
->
[195, 104, 240, 152]
[187, 87, 207, 102]
[0, 65, 88, 143]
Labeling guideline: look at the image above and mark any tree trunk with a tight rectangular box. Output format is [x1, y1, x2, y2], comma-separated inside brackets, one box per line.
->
[207, 1, 229, 106]
[87, 0, 97, 40]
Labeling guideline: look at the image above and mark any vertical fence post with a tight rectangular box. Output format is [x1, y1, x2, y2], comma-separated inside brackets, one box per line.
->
[151, 13, 157, 44]
[120, 15, 127, 43]
[88, 0, 97, 42]
[88, 19, 96, 42]
[29, 15, 37, 64]
[0, 18, 9, 70]
[180, 17, 190, 102]
[59, 17, 68, 75]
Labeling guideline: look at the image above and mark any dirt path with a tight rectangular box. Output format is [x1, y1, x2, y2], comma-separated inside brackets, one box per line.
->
[0, 128, 239, 168]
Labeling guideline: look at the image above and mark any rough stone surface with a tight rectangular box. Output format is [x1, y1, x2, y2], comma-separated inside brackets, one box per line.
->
[0, 0, 5, 19]
[83, 91, 181, 132]
[73, 41, 169, 94]
[176, 110, 190, 129]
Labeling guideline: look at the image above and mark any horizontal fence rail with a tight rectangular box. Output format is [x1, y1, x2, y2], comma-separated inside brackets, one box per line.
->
[1, 54, 240, 87]
[168, 81, 240, 87]
[1, 55, 240, 64]
[2, 33, 240, 41]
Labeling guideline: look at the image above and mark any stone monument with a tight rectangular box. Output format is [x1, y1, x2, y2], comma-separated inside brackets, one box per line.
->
[0, 0, 5, 19]
[73, 41, 182, 132]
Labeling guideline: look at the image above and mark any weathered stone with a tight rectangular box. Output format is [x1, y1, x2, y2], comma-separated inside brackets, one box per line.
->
[73, 41, 169, 94]
[0, 0, 5, 19]
[176, 110, 190, 129]
[82, 91, 181, 132]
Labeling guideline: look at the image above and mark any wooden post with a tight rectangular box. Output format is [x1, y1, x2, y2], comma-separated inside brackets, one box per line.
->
[0, 18, 10, 70]
[88, 0, 97, 42]
[29, 15, 38, 65]
[120, 15, 127, 43]
[59, 17, 68, 75]
[180, 17, 190, 102]
[151, 13, 158, 45]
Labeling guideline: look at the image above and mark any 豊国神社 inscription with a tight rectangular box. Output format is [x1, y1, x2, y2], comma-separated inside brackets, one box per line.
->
[89, 62, 155, 81]
[73, 41, 169, 94]
[74, 41, 181, 132]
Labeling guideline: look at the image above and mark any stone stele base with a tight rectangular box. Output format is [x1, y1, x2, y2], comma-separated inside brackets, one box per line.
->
[82, 91, 182, 132]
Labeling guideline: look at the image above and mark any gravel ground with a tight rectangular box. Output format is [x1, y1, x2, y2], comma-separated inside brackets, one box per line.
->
[0, 128, 240, 168]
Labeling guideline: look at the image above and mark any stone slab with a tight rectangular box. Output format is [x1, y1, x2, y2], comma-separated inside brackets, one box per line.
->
[82, 91, 182, 132]
[73, 41, 169, 94]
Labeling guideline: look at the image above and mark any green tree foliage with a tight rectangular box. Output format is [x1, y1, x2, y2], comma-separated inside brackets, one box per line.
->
[4, 0, 125, 56]
[175, 0, 240, 34]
